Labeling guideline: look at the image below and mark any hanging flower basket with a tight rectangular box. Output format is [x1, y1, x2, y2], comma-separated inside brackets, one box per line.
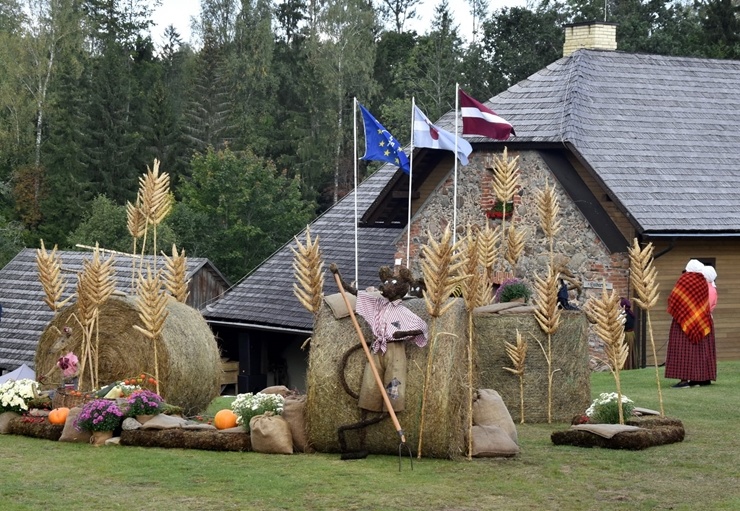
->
[485, 201, 514, 219]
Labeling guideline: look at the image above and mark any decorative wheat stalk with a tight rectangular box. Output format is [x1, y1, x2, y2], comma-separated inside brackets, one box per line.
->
[163, 244, 190, 303]
[504, 225, 526, 270]
[291, 227, 325, 316]
[590, 283, 630, 424]
[628, 238, 663, 415]
[503, 329, 528, 424]
[36, 240, 70, 312]
[460, 227, 492, 460]
[138, 159, 172, 271]
[489, 147, 519, 270]
[127, 194, 146, 290]
[479, 223, 500, 282]
[75, 244, 116, 391]
[532, 264, 561, 423]
[536, 179, 561, 264]
[133, 264, 169, 395]
[417, 225, 467, 458]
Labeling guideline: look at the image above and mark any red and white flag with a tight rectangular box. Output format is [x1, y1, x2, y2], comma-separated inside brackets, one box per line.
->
[459, 89, 515, 140]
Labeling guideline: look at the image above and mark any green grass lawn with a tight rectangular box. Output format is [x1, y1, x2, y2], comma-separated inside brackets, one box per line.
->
[1, 362, 739, 511]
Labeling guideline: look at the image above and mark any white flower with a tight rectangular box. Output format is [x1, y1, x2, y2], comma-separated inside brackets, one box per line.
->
[0, 379, 39, 413]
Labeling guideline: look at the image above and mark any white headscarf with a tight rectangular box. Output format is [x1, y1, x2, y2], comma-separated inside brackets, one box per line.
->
[701, 265, 717, 287]
[685, 259, 705, 274]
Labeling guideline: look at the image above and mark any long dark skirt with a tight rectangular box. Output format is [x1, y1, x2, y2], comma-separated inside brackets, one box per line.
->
[664, 319, 717, 382]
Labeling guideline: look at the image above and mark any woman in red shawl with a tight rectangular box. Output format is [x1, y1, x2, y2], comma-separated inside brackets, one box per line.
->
[664, 260, 717, 388]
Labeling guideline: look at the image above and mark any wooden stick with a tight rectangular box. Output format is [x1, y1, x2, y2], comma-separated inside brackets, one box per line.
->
[333, 273, 407, 444]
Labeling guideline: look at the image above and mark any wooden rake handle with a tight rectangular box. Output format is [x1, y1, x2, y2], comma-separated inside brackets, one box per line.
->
[333, 273, 406, 444]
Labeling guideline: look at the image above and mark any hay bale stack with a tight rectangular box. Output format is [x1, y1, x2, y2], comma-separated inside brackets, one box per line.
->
[306, 298, 469, 459]
[35, 295, 220, 415]
[7, 417, 63, 441]
[120, 429, 251, 451]
[475, 311, 590, 423]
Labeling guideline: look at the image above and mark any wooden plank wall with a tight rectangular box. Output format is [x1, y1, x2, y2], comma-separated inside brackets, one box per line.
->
[647, 239, 740, 363]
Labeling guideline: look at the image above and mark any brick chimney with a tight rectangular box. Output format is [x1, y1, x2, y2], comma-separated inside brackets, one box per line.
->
[563, 22, 617, 57]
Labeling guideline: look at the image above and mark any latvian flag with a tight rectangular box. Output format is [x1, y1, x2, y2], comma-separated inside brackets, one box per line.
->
[459, 89, 515, 140]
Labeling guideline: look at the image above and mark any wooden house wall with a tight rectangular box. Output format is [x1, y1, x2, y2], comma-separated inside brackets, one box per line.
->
[187, 267, 229, 311]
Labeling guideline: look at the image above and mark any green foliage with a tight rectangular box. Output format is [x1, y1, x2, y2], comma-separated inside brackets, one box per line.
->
[178, 147, 315, 281]
[495, 278, 533, 303]
[0, 213, 25, 268]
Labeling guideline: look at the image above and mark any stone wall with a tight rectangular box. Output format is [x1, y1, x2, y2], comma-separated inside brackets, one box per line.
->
[396, 149, 630, 367]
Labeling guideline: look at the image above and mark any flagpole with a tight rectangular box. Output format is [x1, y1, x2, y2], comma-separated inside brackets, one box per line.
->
[353, 97, 359, 286]
[453, 83, 460, 245]
[407, 98, 415, 267]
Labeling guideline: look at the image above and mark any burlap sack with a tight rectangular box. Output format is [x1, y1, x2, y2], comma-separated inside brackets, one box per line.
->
[470, 425, 520, 457]
[59, 407, 92, 443]
[283, 395, 311, 453]
[472, 389, 518, 444]
[0, 411, 20, 434]
[260, 386, 290, 397]
[249, 413, 293, 454]
[140, 413, 187, 430]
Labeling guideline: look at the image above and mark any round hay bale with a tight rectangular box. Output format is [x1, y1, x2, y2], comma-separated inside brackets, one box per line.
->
[474, 310, 590, 423]
[35, 295, 220, 416]
[306, 297, 470, 459]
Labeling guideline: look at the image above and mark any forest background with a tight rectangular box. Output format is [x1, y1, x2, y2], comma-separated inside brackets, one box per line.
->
[0, 0, 736, 283]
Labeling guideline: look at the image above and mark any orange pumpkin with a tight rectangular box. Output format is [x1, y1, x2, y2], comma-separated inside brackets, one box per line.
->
[213, 409, 238, 430]
[49, 407, 70, 425]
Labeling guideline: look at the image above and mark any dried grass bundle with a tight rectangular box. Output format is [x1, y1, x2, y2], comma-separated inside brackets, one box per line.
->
[291, 227, 324, 315]
[36, 240, 68, 312]
[503, 329, 528, 423]
[589, 283, 629, 424]
[163, 244, 190, 303]
[536, 180, 561, 255]
[628, 238, 664, 415]
[532, 264, 561, 423]
[133, 265, 169, 395]
[505, 225, 526, 268]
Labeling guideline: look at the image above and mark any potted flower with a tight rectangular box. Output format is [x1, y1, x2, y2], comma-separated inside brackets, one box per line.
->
[0, 378, 39, 415]
[494, 278, 533, 303]
[585, 392, 635, 424]
[231, 392, 285, 432]
[125, 389, 163, 423]
[485, 200, 515, 219]
[74, 399, 124, 445]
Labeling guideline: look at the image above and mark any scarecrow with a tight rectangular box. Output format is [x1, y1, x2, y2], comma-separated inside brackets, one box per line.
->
[330, 263, 428, 459]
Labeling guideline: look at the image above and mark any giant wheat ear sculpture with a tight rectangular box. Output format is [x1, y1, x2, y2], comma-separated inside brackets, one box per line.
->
[163, 244, 190, 303]
[628, 238, 663, 415]
[488, 148, 520, 271]
[503, 329, 528, 424]
[589, 283, 630, 424]
[459, 226, 492, 460]
[126, 194, 146, 289]
[536, 179, 561, 263]
[291, 227, 324, 316]
[36, 240, 70, 312]
[417, 225, 467, 458]
[532, 264, 561, 423]
[138, 159, 172, 272]
[133, 264, 169, 395]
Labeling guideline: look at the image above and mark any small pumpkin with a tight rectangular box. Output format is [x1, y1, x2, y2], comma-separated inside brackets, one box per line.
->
[214, 409, 238, 430]
[49, 407, 70, 426]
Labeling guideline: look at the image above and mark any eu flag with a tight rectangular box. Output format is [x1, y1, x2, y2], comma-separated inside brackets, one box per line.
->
[359, 103, 410, 174]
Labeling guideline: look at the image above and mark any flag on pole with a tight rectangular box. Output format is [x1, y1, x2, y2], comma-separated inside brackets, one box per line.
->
[413, 105, 473, 166]
[359, 103, 410, 173]
[459, 89, 515, 140]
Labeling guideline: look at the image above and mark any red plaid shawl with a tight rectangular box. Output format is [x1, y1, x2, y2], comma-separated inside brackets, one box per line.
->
[667, 272, 711, 343]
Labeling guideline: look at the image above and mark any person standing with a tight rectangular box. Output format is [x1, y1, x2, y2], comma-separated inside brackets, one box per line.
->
[620, 298, 637, 369]
[665, 260, 716, 388]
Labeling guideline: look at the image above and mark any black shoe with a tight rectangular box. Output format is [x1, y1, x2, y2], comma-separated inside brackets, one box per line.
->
[672, 381, 691, 388]
[695, 380, 712, 386]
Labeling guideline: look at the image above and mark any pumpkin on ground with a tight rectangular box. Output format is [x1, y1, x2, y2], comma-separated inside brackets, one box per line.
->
[49, 407, 70, 425]
[214, 409, 238, 430]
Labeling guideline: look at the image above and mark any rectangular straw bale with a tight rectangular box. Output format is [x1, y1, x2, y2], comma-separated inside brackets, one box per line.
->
[474, 311, 590, 423]
[306, 297, 470, 459]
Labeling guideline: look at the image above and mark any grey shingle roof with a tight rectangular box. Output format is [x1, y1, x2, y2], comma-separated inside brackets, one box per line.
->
[0, 249, 226, 371]
[459, 50, 740, 234]
[203, 164, 401, 331]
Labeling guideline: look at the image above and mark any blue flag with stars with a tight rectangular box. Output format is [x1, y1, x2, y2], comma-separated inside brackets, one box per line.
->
[359, 103, 410, 174]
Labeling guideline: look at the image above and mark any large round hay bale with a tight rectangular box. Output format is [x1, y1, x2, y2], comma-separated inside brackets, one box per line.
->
[306, 297, 470, 459]
[35, 295, 220, 416]
[474, 310, 590, 423]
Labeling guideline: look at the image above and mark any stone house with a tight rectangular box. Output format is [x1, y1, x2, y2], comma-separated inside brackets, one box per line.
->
[203, 22, 740, 392]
